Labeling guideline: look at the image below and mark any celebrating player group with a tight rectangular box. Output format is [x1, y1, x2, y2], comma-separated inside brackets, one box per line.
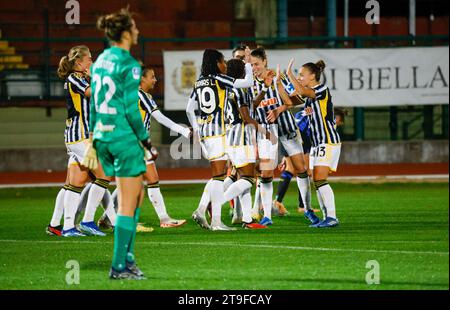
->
[45, 7, 342, 279]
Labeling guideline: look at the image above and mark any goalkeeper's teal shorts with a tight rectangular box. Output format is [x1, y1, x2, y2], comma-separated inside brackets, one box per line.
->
[94, 139, 146, 177]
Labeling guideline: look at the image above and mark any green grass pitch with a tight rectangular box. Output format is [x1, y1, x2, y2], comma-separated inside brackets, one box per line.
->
[0, 182, 448, 290]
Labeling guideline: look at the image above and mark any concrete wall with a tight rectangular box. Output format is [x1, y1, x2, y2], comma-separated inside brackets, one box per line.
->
[0, 140, 447, 172]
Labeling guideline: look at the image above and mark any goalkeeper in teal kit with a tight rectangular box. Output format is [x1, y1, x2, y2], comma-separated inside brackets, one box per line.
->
[82, 7, 156, 280]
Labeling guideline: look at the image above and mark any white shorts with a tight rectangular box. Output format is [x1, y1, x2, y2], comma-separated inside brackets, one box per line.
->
[280, 131, 304, 157]
[66, 140, 87, 167]
[200, 135, 228, 161]
[226, 145, 256, 168]
[309, 143, 341, 172]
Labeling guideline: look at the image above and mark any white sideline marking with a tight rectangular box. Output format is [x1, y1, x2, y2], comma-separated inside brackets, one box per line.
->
[0, 239, 447, 256]
[0, 174, 448, 189]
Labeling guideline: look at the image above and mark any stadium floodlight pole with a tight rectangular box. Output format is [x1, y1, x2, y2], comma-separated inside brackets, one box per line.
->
[344, 0, 349, 46]
[277, 0, 288, 44]
[326, 0, 337, 47]
[409, 0, 416, 45]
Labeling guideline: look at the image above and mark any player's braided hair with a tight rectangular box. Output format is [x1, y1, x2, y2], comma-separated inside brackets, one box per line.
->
[201, 49, 224, 76]
[97, 7, 134, 42]
[57, 45, 90, 79]
[302, 60, 326, 81]
[226, 59, 245, 79]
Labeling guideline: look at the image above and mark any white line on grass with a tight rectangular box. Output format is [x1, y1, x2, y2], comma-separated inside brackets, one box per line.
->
[0, 239, 447, 256]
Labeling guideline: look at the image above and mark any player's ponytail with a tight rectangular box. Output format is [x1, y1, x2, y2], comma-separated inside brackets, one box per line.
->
[97, 7, 134, 42]
[302, 59, 326, 82]
[57, 45, 90, 80]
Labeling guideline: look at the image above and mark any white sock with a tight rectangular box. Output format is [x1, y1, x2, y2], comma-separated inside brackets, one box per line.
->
[297, 172, 311, 211]
[197, 179, 212, 214]
[316, 190, 326, 219]
[77, 182, 92, 216]
[252, 182, 261, 214]
[63, 186, 83, 231]
[210, 179, 224, 226]
[240, 189, 253, 223]
[147, 183, 170, 221]
[82, 180, 109, 223]
[50, 187, 66, 227]
[260, 178, 273, 219]
[317, 183, 336, 219]
[223, 176, 235, 191]
[223, 179, 252, 202]
[101, 189, 116, 226]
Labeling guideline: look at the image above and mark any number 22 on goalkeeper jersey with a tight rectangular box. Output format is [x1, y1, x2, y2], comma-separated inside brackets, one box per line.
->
[89, 46, 148, 144]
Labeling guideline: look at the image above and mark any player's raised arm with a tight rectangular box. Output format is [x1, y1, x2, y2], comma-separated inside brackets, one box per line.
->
[288, 59, 316, 99]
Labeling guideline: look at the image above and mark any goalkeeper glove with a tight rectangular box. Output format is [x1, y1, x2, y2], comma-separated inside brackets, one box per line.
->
[141, 138, 158, 161]
[82, 141, 98, 170]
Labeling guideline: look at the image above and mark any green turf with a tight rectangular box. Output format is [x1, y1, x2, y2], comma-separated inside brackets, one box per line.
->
[0, 182, 448, 290]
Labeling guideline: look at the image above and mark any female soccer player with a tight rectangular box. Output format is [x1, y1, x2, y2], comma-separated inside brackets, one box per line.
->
[186, 48, 254, 231]
[224, 58, 268, 229]
[49, 45, 115, 237]
[249, 47, 315, 226]
[137, 66, 191, 228]
[287, 59, 341, 228]
[84, 7, 156, 279]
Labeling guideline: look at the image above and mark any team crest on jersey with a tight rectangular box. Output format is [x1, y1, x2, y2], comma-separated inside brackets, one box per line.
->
[172, 60, 197, 96]
[132, 67, 141, 79]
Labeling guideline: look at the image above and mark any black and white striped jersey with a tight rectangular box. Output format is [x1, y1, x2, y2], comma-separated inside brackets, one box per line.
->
[249, 73, 303, 137]
[138, 89, 159, 131]
[64, 72, 90, 144]
[304, 83, 341, 147]
[190, 74, 235, 140]
[224, 87, 255, 146]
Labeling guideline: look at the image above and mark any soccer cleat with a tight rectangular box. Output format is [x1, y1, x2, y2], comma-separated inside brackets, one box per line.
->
[109, 267, 145, 280]
[272, 200, 289, 217]
[160, 218, 187, 228]
[136, 223, 154, 233]
[210, 223, 237, 231]
[79, 221, 107, 236]
[242, 221, 268, 229]
[259, 216, 273, 226]
[62, 227, 87, 237]
[304, 209, 320, 225]
[97, 216, 114, 230]
[317, 217, 339, 228]
[192, 210, 210, 230]
[46, 224, 62, 236]
[126, 261, 145, 277]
